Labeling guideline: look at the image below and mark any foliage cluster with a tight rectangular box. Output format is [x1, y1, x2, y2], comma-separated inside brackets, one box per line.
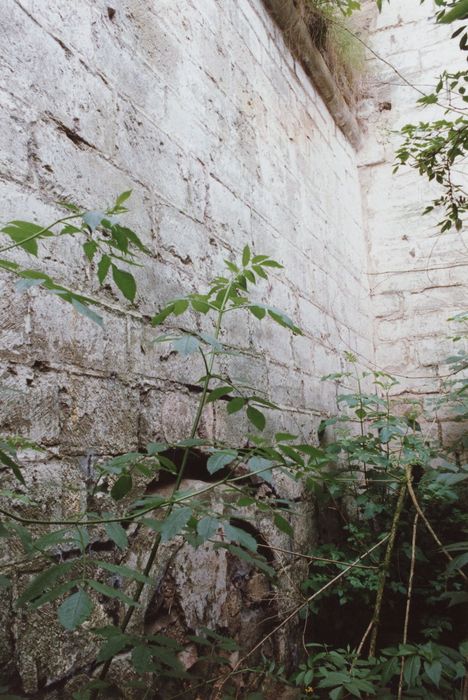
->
[0, 192, 466, 700]
[300, 0, 366, 98]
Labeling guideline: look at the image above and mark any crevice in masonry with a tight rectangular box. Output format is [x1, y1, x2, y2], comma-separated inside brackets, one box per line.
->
[46, 114, 96, 150]
[143, 448, 232, 492]
[229, 517, 276, 565]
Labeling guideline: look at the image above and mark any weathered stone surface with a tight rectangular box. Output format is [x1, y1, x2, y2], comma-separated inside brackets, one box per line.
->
[2, 0, 463, 696]
[360, 0, 468, 406]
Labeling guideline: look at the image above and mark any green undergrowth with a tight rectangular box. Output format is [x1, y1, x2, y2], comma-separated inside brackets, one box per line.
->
[0, 193, 466, 699]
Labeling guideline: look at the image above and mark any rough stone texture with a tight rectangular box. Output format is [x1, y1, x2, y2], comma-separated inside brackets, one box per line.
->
[1, 0, 465, 694]
[0, 0, 372, 694]
[358, 0, 468, 445]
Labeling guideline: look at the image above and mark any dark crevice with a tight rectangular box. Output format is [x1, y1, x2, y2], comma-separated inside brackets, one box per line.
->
[229, 517, 275, 564]
[47, 114, 96, 150]
[144, 448, 230, 493]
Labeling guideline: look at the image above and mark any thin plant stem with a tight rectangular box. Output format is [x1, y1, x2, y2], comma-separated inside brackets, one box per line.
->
[91, 278, 235, 695]
[0, 214, 80, 254]
[355, 618, 374, 660]
[368, 478, 408, 657]
[398, 512, 419, 700]
[263, 543, 378, 569]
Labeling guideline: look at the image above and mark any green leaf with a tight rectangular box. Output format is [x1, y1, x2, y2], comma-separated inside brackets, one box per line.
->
[151, 304, 175, 326]
[173, 299, 189, 316]
[110, 225, 129, 253]
[206, 386, 233, 403]
[249, 305, 266, 320]
[97, 255, 111, 284]
[104, 521, 128, 550]
[147, 442, 169, 455]
[247, 456, 274, 483]
[29, 580, 78, 609]
[439, 0, 468, 23]
[403, 654, 421, 687]
[110, 474, 133, 500]
[227, 397, 246, 414]
[223, 523, 257, 552]
[58, 589, 93, 630]
[242, 245, 251, 266]
[224, 260, 239, 273]
[2, 221, 52, 255]
[247, 406, 266, 431]
[197, 516, 221, 541]
[160, 507, 192, 542]
[176, 438, 208, 447]
[172, 334, 200, 355]
[71, 299, 104, 327]
[111, 265, 136, 302]
[132, 645, 154, 673]
[0, 257, 19, 271]
[94, 560, 151, 584]
[274, 513, 293, 536]
[218, 543, 274, 576]
[116, 225, 150, 255]
[447, 551, 468, 573]
[260, 258, 283, 268]
[252, 265, 268, 279]
[83, 240, 98, 262]
[114, 190, 132, 208]
[87, 580, 138, 606]
[191, 298, 210, 313]
[33, 528, 73, 552]
[268, 308, 301, 334]
[207, 450, 237, 474]
[17, 562, 75, 606]
[82, 211, 105, 231]
[97, 634, 130, 662]
[0, 449, 25, 484]
[424, 660, 442, 687]
[275, 432, 297, 442]
[236, 496, 255, 507]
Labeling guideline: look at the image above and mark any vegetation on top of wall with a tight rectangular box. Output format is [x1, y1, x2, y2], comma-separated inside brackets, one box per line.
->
[298, 0, 367, 102]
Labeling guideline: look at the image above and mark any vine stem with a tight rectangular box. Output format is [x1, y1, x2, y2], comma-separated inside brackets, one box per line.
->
[91, 278, 235, 696]
[0, 214, 80, 254]
[212, 534, 390, 700]
[0, 459, 276, 531]
[398, 512, 419, 700]
[368, 476, 408, 658]
[263, 543, 378, 570]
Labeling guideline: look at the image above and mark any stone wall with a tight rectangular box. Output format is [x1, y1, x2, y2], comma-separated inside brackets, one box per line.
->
[1, 0, 373, 448]
[359, 0, 468, 445]
[0, 0, 374, 693]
